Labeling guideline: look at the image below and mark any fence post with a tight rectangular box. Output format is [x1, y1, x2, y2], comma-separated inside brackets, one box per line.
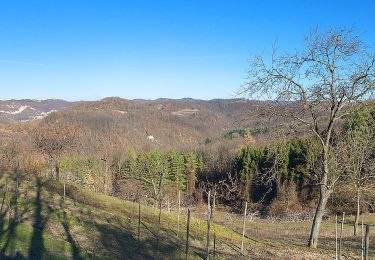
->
[335, 214, 338, 260]
[1, 185, 7, 213]
[186, 208, 191, 260]
[206, 190, 211, 259]
[8, 199, 11, 226]
[361, 215, 364, 260]
[156, 172, 164, 251]
[338, 212, 345, 260]
[138, 200, 141, 241]
[63, 181, 66, 201]
[364, 225, 370, 260]
[241, 201, 248, 251]
[178, 190, 181, 237]
[213, 232, 216, 259]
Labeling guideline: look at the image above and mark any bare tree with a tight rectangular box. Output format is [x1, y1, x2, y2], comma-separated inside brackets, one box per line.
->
[216, 171, 241, 208]
[98, 132, 124, 195]
[339, 110, 375, 235]
[33, 120, 82, 180]
[242, 28, 374, 248]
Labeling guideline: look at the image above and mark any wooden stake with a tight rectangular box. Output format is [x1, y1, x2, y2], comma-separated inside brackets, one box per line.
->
[8, 199, 11, 225]
[185, 208, 191, 260]
[335, 214, 338, 260]
[138, 200, 141, 241]
[241, 201, 248, 251]
[212, 190, 216, 220]
[338, 212, 345, 260]
[63, 181, 66, 201]
[195, 219, 198, 240]
[206, 190, 211, 259]
[361, 214, 364, 260]
[156, 172, 164, 251]
[364, 224, 370, 260]
[1, 186, 7, 213]
[177, 190, 181, 237]
[213, 232, 216, 259]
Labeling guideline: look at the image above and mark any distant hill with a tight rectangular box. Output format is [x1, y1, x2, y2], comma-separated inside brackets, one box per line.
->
[40, 97, 275, 151]
[0, 99, 77, 121]
[0, 97, 282, 151]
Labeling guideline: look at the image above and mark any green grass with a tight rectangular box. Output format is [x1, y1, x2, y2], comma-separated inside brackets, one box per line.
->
[0, 221, 82, 259]
[0, 173, 372, 259]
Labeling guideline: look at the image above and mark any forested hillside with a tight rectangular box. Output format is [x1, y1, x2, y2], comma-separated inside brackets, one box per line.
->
[0, 98, 374, 259]
[1, 97, 373, 216]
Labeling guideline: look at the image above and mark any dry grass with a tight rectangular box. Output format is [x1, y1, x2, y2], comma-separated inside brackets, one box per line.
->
[1, 172, 374, 259]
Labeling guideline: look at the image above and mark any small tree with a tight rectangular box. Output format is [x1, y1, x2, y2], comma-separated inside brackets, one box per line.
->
[33, 121, 81, 180]
[242, 28, 374, 248]
[340, 109, 375, 235]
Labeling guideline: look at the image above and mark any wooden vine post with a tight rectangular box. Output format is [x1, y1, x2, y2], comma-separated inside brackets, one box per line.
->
[338, 212, 345, 260]
[156, 172, 164, 251]
[335, 214, 338, 260]
[177, 190, 181, 237]
[138, 200, 141, 241]
[206, 190, 211, 259]
[186, 208, 191, 260]
[241, 201, 248, 252]
[364, 224, 370, 260]
[213, 232, 216, 259]
[361, 215, 364, 260]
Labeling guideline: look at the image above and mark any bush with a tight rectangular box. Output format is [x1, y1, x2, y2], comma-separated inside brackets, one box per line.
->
[267, 182, 302, 216]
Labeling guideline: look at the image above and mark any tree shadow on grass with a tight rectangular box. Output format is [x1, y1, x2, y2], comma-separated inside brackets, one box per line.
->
[95, 218, 182, 260]
[60, 210, 83, 260]
[27, 177, 51, 260]
[0, 251, 26, 259]
[0, 176, 31, 257]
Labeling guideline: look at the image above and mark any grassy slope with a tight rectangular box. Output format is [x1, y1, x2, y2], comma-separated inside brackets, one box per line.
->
[0, 173, 372, 259]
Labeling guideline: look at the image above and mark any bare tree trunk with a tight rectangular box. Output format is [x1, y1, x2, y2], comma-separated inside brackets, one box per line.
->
[309, 148, 333, 249]
[308, 184, 329, 248]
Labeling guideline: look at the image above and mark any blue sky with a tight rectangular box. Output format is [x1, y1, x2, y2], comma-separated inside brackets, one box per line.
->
[0, 0, 374, 101]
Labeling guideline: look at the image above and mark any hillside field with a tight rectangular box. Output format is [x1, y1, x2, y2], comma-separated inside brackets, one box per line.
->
[0, 171, 372, 260]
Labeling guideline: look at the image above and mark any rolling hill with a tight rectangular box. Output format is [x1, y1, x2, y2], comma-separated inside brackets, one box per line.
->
[0, 99, 77, 122]
[37, 97, 277, 151]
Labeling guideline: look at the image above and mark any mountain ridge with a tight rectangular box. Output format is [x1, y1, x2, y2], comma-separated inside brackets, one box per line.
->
[0, 97, 255, 122]
[0, 97, 275, 151]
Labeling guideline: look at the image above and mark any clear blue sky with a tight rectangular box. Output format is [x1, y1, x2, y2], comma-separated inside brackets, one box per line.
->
[0, 0, 374, 101]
